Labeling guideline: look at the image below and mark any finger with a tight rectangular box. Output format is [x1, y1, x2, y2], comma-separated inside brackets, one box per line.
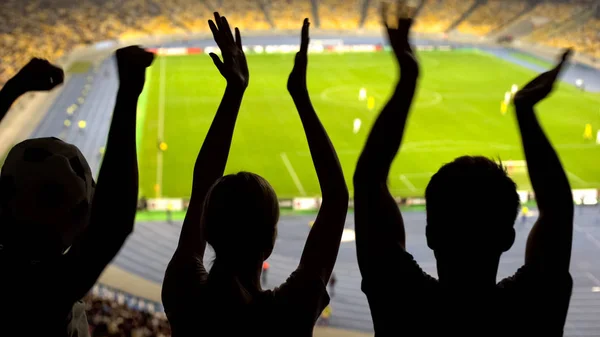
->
[214, 12, 223, 32]
[235, 27, 242, 50]
[381, 2, 389, 29]
[209, 53, 224, 72]
[51, 67, 65, 85]
[300, 19, 309, 54]
[221, 16, 235, 45]
[555, 48, 572, 73]
[208, 20, 223, 47]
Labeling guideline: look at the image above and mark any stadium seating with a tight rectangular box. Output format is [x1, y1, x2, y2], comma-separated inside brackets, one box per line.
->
[317, 0, 362, 30]
[207, 0, 272, 31]
[1, 0, 600, 88]
[456, 0, 527, 36]
[363, 0, 475, 33]
[269, 0, 314, 30]
[85, 294, 171, 337]
[525, 1, 587, 43]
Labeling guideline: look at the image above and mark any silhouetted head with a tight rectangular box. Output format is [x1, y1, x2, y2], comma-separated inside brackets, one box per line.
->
[425, 156, 519, 273]
[203, 172, 279, 267]
[0, 137, 95, 261]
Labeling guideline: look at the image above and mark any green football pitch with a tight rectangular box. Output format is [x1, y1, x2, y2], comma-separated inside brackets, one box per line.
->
[137, 50, 600, 199]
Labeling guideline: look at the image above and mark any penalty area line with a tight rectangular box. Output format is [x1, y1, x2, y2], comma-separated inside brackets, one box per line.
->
[399, 174, 417, 192]
[280, 152, 306, 196]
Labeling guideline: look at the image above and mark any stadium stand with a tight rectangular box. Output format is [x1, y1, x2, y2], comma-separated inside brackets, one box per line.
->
[456, 0, 528, 36]
[206, 0, 272, 30]
[545, 18, 600, 59]
[3, 0, 600, 89]
[317, 0, 362, 30]
[268, 0, 315, 30]
[525, 1, 589, 43]
[363, 0, 476, 33]
[85, 294, 171, 337]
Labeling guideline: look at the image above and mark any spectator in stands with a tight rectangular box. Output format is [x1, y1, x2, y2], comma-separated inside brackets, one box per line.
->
[328, 273, 336, 298]
[162, 13, 348, 336]
[85, 294, 171, 337]
[354, 2, 573, 336]
[0, 46, 153, 336]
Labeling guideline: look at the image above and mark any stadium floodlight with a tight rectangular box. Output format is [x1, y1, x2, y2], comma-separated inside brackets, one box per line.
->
[576, 79, 584, 86]
[78, 120, 87, 129]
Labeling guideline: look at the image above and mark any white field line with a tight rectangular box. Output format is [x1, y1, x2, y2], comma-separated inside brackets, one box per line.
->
[156, 56, 167, 198]
[585, 272, 600, 287]
[280, 152, 306, 196]
[399, 174, 417, 192]
[567, 171, 589, 185]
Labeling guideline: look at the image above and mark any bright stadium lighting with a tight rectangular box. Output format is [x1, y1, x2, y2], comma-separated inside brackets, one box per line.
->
[64, 120, 71, 127]
[576, 79, 583, 86]
[78, 120, 87, 129]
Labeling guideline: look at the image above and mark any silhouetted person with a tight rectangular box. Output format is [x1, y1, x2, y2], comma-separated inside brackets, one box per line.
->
[0, 47, 153, 336]
[162, 14, 348, 337]
[262, 260, 270, 285]
[166, 202, 173, 225]
[354, 3, 573, 337]
[138, 195, 148, 211]
[329, 273, 336, 298]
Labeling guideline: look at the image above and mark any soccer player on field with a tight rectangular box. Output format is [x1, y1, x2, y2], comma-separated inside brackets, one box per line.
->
[584, 123, 593, 140]
[353, 2, 573, 335]
[0, 48, 154, 336]
[367, 96, 375, 110]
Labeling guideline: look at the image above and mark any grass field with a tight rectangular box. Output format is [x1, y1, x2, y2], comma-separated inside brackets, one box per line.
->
[137, 49, 600, 199]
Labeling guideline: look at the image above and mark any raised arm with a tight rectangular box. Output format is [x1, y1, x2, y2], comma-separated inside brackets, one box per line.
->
[288, 19, 349, 283]
[161, 15, 248, 315]
[513, 50, 574, 274]
[353, 2, 419, 276]
[66, 46, 154, 300]
[0, 58, 64, 122]
[170, 13, 248, 260]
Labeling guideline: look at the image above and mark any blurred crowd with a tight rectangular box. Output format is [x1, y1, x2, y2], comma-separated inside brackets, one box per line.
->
[85, 294, 171, 337]
[457, 0, 527, 36]
[1, 0, 600, 86]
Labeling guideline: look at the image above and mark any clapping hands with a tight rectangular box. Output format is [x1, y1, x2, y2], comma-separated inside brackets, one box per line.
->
[288, 18, 310, 97]
[382, 1, 419, 78]
[514, 49, 572, 108]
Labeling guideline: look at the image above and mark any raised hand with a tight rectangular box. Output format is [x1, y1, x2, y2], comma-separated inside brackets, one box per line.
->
[514, 49, 572, 108]
[382, 1, 419, 78]
[287, 18, 310, 96]
[116, 46, 155, 96]
[11, 58, 64, 93]
[208, 12, 249, 90]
